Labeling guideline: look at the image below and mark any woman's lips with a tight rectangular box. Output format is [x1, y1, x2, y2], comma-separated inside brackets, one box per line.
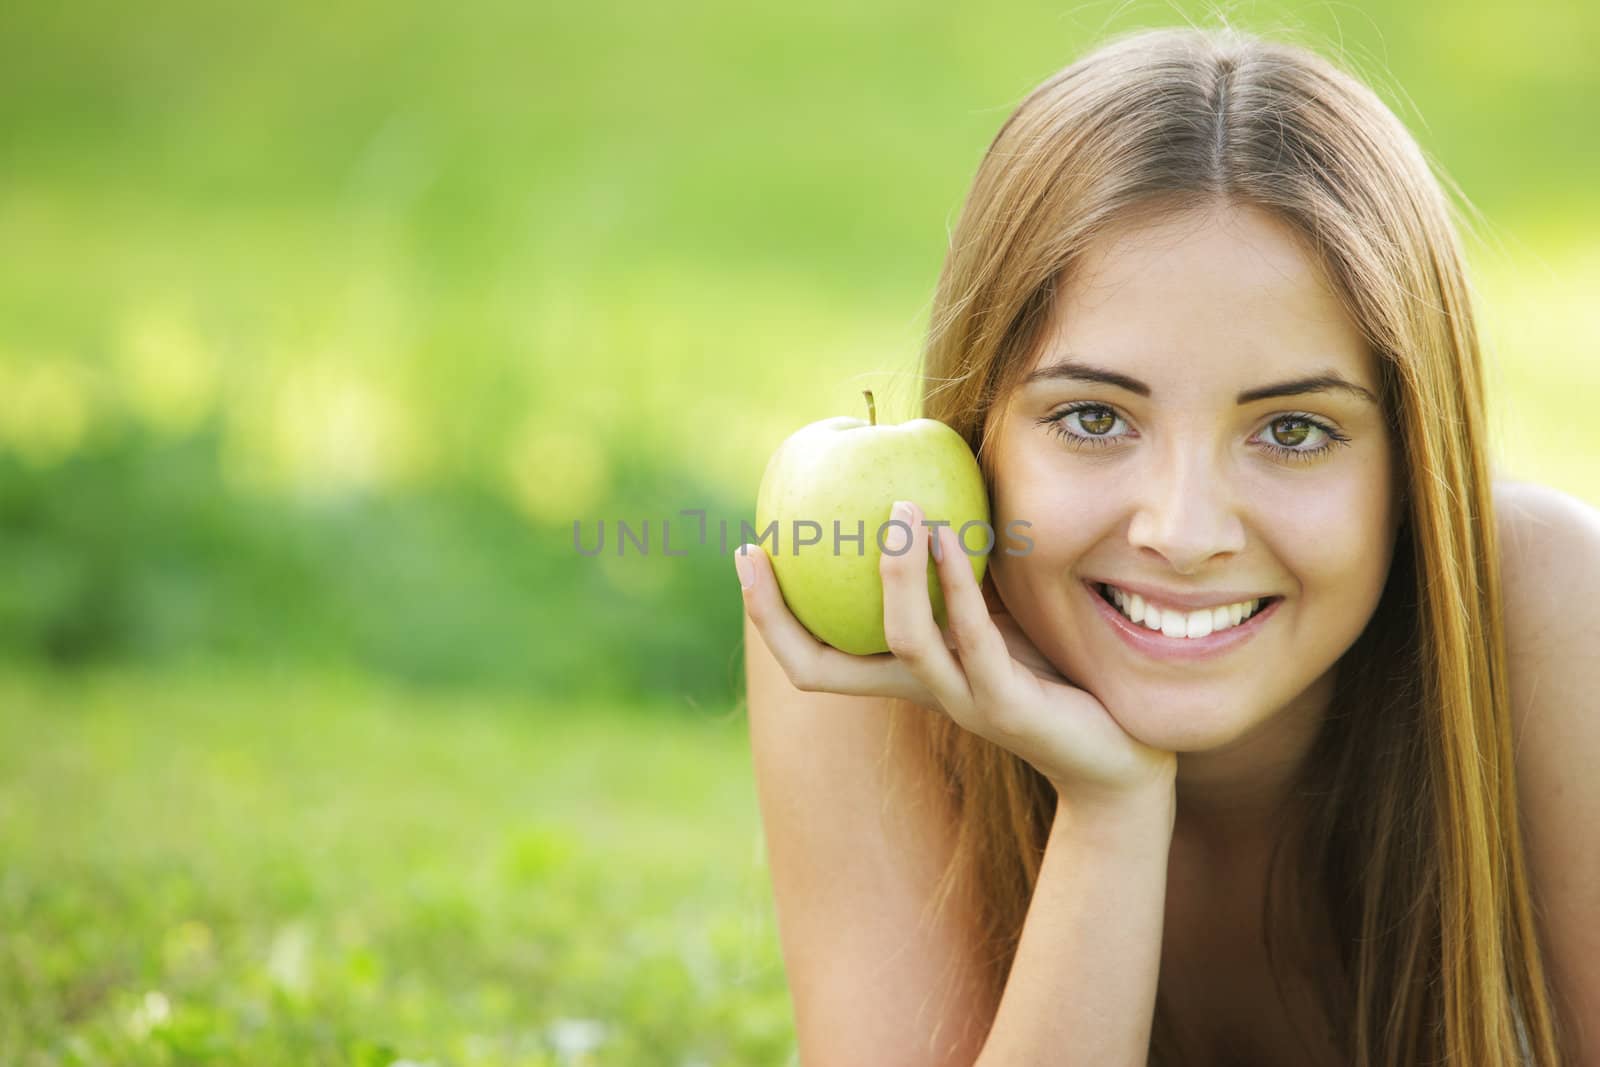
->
[1084, 580, 1281, 661]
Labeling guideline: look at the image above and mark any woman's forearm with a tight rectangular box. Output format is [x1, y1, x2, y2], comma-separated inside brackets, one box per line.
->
[973, 786, 1177, 1067]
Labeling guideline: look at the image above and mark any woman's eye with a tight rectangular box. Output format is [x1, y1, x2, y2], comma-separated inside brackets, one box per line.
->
[1040, 403, 1127, 447]
[1074, 405, 1118, 436]
[1257, 413, 1351, 462]
[1268, 416, 1317, 448]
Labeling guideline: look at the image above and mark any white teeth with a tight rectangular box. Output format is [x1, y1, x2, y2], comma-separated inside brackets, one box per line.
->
[1111, 587, 1147, 624]
[1102, 584, 1267, 639]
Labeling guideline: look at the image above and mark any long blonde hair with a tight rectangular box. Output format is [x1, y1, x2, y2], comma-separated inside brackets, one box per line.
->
[892, 24, 1565, 1065]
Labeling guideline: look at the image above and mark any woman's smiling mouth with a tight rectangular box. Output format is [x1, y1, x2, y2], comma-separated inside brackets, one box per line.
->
[1096, 581, 1275, 637]
[1085, 580, 1284, 660]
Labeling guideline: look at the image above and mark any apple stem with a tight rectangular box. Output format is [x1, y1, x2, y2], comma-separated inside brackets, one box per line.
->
[863, 390, 876, 426]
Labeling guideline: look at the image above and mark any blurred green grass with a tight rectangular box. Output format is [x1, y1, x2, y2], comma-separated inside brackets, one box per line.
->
[0, 663, 789, 1065]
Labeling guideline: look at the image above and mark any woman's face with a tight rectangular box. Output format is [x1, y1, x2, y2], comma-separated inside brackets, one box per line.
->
[985, 203, 1403, 757]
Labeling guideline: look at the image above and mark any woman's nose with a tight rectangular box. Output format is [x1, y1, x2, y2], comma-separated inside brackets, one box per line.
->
[1125, 452, 1248, 574]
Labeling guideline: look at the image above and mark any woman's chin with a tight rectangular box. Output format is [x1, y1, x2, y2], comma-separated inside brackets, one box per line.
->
[1093, 680, 1263, 753]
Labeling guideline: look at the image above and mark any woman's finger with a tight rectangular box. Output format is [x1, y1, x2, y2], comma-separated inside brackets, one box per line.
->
[932, 523, 1018, 702]
[736, 544, 937, 704]
[969, 569, 1068, 683]
[980, 569, 1008, 615]
[880, 502, 973, 716]
[990, 613, 1069, 684]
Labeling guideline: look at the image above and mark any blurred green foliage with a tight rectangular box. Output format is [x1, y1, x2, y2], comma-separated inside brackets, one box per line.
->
[0, 422, 747, 703]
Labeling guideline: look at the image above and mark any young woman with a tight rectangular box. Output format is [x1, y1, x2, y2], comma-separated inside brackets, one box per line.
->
[733, 24, 1598, 1067]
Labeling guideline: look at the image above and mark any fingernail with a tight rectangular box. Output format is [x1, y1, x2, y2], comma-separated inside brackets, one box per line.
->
[733, 547, 755, 590]
[893, 500, 913, 523]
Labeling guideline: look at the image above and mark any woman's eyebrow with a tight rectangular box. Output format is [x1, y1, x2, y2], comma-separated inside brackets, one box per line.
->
[1236, 374, 1378, 406]
[1022, 356, 1379, 406]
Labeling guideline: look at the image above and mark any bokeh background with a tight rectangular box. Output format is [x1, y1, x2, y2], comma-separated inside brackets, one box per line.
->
[1, 0, 1595, 1063]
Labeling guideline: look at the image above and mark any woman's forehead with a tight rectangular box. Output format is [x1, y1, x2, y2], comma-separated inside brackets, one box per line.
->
[1030, 206, 1378, 395]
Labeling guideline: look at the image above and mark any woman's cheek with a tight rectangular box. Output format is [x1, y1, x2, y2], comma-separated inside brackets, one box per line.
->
[997, 464, 1121, 562]
[1257, 470, 1393, 595]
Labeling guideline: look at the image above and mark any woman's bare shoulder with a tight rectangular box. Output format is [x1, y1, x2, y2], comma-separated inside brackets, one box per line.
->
[1492, 477, 1600, 717]
[1493, 478, 1600, 562]
[1492, 478, 1600, 1059]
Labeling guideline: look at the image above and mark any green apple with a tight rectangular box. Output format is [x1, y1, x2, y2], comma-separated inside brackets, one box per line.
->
[753, 391, 991, 655]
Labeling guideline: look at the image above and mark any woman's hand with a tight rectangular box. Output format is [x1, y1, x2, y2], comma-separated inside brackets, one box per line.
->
[736, 500, 1176, 812]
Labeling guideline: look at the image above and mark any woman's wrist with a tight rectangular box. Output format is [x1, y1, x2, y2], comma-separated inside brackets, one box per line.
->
[1050, 771, 1178, 847]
